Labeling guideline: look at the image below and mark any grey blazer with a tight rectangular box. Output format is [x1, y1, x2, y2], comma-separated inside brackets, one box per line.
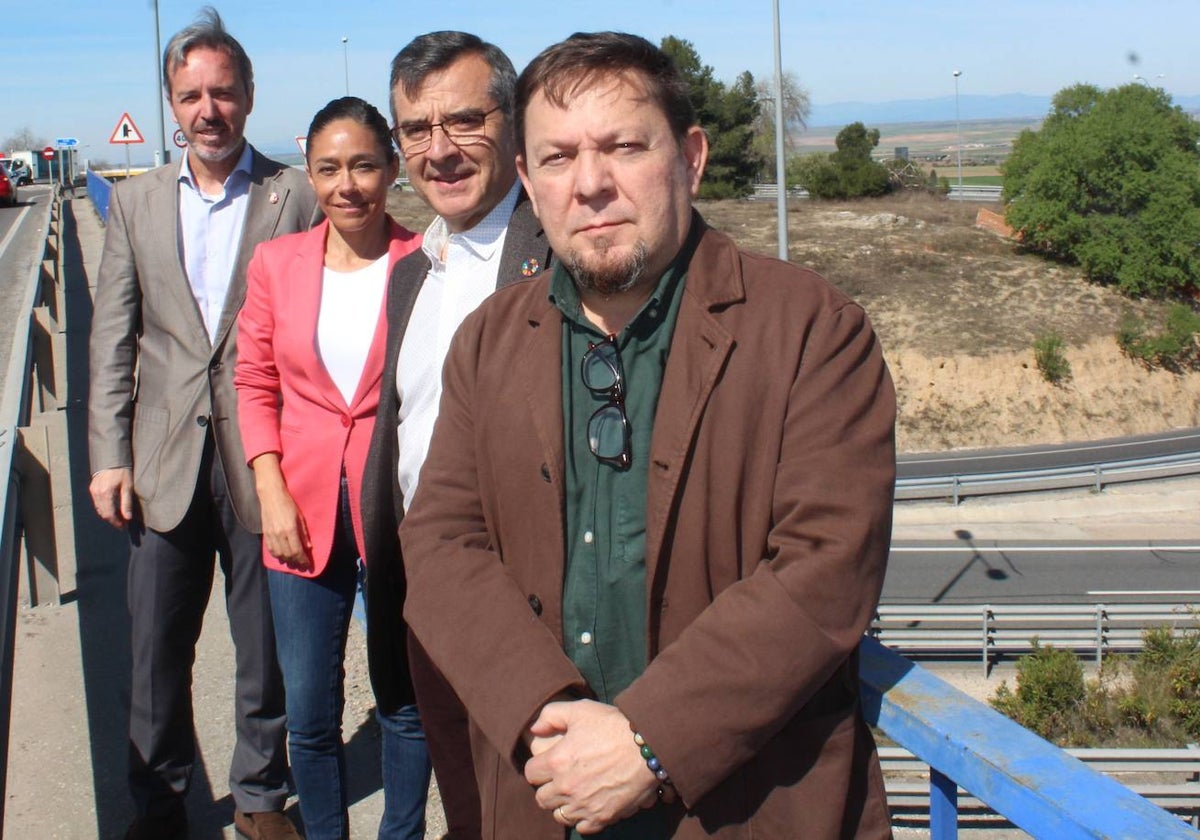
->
[361, 194, 550, 711]
[88, 147, 317, 534]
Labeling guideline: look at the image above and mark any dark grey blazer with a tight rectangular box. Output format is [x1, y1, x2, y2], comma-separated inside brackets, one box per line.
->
[361, 194, 550, 710]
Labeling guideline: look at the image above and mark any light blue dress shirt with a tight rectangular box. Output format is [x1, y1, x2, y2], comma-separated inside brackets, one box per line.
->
[177, 143, 254, 344]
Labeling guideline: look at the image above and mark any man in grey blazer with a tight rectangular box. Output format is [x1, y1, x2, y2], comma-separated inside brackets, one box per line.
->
[87, 10, 314, 840]
[360, 31, 551, 840]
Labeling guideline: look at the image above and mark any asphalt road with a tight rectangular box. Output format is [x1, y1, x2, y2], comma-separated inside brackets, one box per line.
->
[0, 186, 52, 404]
[883, 539, 1200, 604]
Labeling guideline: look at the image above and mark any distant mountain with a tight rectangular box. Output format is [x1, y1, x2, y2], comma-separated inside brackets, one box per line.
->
[809, 92, 1200, 129]
[808, 94, 1052, 128]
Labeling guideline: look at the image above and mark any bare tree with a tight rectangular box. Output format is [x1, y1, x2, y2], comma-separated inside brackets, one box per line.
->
[753, 71, 812, 178]
[2, 127, 49, 152]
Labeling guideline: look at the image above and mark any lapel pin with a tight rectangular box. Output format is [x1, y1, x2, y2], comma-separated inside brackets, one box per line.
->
[521, 258, 541, 277]
[269, 192, 279, 204]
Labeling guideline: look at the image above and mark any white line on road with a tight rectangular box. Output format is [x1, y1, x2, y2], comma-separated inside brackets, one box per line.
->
[889, 544, 1200, 553]
[0, 203, 32, 258]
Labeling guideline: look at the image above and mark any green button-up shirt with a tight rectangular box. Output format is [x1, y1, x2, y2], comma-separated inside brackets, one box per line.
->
[550, 226, 698, 839]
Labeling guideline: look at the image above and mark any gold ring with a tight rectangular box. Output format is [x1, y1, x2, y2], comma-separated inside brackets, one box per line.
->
[555, 806, 568, 823]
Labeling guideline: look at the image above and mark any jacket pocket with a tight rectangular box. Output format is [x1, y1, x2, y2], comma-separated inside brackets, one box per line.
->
[131, 404, 169, 503]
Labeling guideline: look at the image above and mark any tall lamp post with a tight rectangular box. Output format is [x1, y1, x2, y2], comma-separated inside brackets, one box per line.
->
[154, 0, 168, 164]
[341, 36, 350, 95]
[953, 69, 963, 195]
[771, 0, 787, 260]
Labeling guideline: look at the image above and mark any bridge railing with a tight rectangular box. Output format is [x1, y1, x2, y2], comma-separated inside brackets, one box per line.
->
[871, 602, 1200, 675]
[87, 169, 112, 222]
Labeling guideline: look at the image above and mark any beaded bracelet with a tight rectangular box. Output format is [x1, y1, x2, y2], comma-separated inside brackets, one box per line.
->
[632, 730, 672, 796]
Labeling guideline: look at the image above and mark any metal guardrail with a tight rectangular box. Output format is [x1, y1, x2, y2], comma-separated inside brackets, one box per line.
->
[896, 444, 1200, 503]
[879, 744, 1200, 827]
[0, 193, 55, 832]
[750, 182, 809, 201]
[87, 169, 112, 222]
[947, 184, 1003, 202]
[871, 602, 1200, 675]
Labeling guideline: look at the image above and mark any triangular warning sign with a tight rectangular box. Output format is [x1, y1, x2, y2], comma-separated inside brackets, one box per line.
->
[109, 112, 145, 144]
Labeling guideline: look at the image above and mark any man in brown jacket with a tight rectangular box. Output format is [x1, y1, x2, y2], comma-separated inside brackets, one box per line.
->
[400, 31, 896, 839]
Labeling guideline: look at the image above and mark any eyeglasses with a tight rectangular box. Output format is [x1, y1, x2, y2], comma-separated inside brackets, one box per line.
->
[581, 334, 631, 470]
[390, 106, 502, 156]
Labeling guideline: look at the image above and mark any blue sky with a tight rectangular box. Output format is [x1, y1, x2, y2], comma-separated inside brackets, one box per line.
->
[2, 1, 1195, 164]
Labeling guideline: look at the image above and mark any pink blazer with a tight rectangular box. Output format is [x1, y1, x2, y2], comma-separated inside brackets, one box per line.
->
[235, 218, 421, 577]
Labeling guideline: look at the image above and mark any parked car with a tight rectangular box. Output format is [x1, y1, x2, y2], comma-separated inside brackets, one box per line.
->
[0, 162, 18, 207]
[3, 159, 32, 186]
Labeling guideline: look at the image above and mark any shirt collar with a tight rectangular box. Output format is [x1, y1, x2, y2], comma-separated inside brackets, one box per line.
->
[178, 141, 253, 193]
[422, 180, 522, 265]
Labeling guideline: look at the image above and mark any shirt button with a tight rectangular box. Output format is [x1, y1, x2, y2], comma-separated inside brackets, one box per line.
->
[583, 531, 594, 545]
[580, 631, 593, 645]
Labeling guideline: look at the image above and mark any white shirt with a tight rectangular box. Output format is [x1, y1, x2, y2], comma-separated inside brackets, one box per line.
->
[318, 254, 389, 406]
[177, 143, 253, 344]
[396, 181, 521, 510]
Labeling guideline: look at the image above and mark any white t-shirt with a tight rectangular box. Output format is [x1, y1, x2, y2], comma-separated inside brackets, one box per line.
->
[317, 253, 389, 406]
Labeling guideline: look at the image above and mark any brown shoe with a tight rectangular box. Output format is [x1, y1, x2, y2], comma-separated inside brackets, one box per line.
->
[233, 810, 302, 840]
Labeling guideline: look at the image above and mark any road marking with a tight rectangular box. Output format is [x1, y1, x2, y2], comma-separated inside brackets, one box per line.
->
[889, 544, 1200, 553]
[0, 203, 32, 258]
[1088, 590, 1200, 596]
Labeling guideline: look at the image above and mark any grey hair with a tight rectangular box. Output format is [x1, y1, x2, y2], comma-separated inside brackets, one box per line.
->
[162, 6, 253, 96]
[388, 31, 516, 125]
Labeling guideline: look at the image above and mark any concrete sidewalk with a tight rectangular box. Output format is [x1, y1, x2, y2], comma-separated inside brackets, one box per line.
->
[3, 195, 1196, 839]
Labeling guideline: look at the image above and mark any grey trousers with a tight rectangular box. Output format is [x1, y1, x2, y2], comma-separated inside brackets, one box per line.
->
[125, 438, 288, 817]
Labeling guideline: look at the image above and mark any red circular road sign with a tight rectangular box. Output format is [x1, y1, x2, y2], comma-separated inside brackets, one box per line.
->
[41, 146, 56, 160]
[173, 129, 187, 149]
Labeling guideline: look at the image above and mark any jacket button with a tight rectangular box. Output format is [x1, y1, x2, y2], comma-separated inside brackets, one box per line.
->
[196, 415, 209, 427]
[209, 359, 223, 371]
[528, 594, 543, 615]
[540, 464, 551, 482]
[341, 415, 351, 428]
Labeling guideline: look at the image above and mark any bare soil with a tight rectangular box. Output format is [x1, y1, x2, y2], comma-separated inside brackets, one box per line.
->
[387, 190, 1200, 454]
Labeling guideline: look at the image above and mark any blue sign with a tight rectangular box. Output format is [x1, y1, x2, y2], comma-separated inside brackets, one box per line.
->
[55, 137, 78, 148]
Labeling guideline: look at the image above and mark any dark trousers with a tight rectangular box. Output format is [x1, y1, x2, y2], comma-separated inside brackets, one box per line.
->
[126, 438, 288, 816]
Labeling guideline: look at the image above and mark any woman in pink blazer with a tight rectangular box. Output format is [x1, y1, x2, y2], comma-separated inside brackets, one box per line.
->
[235, 97, 426, 840]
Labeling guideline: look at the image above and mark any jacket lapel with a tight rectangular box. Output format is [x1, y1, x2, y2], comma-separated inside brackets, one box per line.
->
[496, 192, 549, 289]
[644, 223, 742, 590]
[213, 149, 291, 351]
[146, 162, 211, 347]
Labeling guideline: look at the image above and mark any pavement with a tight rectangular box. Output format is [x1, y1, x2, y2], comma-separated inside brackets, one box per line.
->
[2, 194, 1197, 839]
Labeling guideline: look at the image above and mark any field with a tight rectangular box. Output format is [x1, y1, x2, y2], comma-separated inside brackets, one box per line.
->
[386, 189, 1200, 453]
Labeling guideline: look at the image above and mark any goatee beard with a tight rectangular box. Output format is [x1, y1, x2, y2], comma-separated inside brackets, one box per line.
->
[567, 240, 648, 297]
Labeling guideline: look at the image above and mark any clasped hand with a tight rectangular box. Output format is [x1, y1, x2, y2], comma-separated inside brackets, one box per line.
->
[523, 699, 664, 834]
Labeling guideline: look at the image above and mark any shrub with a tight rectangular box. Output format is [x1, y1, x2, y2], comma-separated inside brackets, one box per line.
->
[989, 641, 1085, 740]
[1116, 304, 1200, 370]
[1033, 332, 1072, 384]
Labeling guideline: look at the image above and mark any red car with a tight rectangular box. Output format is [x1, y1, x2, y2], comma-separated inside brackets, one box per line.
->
[0, 162, 18, 207]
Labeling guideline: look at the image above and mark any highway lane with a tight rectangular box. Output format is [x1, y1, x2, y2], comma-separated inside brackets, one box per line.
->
[0, 187, 52, 402]
[882, 540, 1200, 604]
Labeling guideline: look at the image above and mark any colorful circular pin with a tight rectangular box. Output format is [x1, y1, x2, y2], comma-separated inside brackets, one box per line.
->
[521, 258, 541, 277]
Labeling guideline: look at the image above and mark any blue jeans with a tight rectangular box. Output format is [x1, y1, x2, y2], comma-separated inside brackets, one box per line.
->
[269, 479, 430, 840]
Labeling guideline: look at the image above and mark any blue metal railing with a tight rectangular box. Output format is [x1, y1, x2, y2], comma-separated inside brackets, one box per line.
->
[87, 169, 112, 222]
[860, 636, 1200, 838]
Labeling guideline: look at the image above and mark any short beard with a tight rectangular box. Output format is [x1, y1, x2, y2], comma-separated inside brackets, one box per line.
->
[566, 240, 648, 298]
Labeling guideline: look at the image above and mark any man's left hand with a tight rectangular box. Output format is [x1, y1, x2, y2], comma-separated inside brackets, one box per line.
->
[523, 699, 659, 834]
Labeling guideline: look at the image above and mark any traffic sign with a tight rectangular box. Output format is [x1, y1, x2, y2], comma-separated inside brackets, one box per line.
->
[173, 129, 187, 149]
[41, 146, 56, 160]
[109, 112, 145, 145]
[55, 137, 78, 148]
[295, 135, 307, 157]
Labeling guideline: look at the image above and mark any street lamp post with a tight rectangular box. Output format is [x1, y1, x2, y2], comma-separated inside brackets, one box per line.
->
[953, 69, 963, 195]
[1133, 73, 1165, 88]
[154, 0, 169, 164]
[341, 36, 349, 95]
[771, 0, 787, 261]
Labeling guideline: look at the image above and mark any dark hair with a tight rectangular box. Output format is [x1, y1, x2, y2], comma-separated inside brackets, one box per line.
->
[306, 97, 398, 164]
[388, 31, 516, 125]
[514, 32, 696, 152]
[162, 6, 253, 96]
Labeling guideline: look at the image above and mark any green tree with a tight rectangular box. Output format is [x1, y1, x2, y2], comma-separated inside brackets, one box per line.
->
[752, 71, 812, 179]
[661, 36, 760, 199]
[1003, 83, 1200, 297]
[799, 122, 892, 200]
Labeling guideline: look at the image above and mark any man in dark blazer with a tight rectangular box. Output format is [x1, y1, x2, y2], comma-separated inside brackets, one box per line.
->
[360, 31, 551, 840]
[87, 10, 314, 840]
